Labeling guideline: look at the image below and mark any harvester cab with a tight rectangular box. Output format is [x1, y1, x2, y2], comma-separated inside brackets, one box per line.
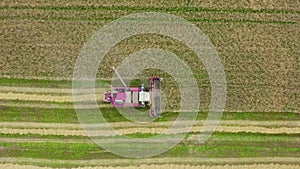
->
[104, 67, 161, 117]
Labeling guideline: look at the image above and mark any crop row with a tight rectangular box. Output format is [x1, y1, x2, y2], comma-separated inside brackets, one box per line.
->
[0, 1, 299, 14]
[0, 16, 295, 25]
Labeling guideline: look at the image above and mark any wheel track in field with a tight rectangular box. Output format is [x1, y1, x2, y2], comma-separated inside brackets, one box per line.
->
[1, 121, 300, 129]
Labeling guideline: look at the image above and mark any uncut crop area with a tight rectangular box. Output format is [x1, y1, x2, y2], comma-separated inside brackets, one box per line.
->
[0, 0, 299, 169]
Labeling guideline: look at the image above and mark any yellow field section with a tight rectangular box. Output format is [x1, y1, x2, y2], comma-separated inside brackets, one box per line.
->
[0, 1, 298, 112]
[1, 126, 299, 136]
[1, 120, 299, 129]
[0, 92, 105, 102]
[1, 0, 299, 11]
[0, 86, 107, 94]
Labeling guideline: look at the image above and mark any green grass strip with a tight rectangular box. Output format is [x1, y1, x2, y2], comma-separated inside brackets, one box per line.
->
[0, 139, 299, 160]
[1, 132, 299, 142]
[0, 106, 79, 123]
[0, 106, 299, 123]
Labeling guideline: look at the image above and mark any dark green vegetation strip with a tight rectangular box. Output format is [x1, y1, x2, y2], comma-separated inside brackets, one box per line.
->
[0, 16, 295, 25]
[0, 78, 110, 88]
[1, 132, 299, 168]
[0, 106, 79, 123]
[0, 5, 298, 14]
[1, 132, 299, 142]
[0, 78, 71, 88]
[0, 106, 299, 123]
[0, 135, 299, 160]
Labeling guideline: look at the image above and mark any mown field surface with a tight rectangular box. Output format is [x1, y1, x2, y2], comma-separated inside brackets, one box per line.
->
[0, 79, 299, 168]
[0, 0, 299, 169]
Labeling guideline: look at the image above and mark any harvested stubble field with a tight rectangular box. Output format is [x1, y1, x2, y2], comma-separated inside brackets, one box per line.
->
[0, 0, 299, 169]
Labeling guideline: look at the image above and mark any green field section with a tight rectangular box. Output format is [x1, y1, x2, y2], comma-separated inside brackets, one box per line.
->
[1, 132, 299, 143]
[0, 106, 299, 123]
[1, 132, 299, 161]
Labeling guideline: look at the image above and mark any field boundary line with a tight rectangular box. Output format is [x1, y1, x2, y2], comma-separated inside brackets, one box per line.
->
[1, 121, 300, 129]
[0, 157, 299, 166]
[0, 163, 300, 169]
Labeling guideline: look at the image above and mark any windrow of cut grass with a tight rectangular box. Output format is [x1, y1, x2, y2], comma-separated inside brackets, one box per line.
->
[0, 157, 299, 169]
[0, 99, 109, 109]
[0, 92, 107, 103]
[0, 99, 75, 109]
[1, 125, 300, 136]
[0, 106, 299, 123]
[1, 120, 299, 130]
